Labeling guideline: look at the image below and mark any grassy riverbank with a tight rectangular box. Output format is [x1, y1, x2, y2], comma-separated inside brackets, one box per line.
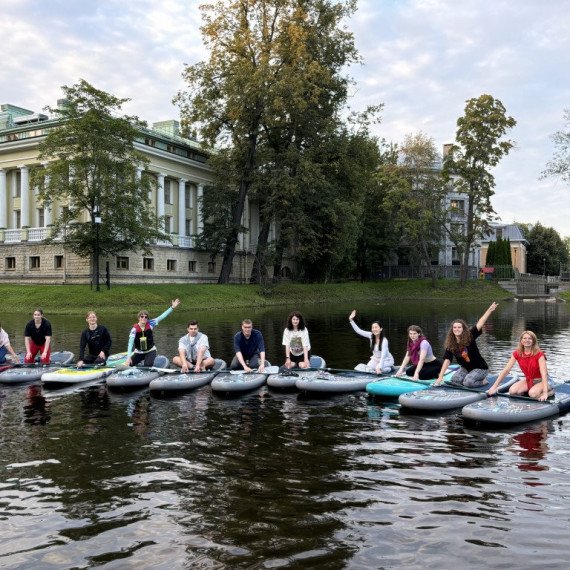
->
[1, 280, 509, 314]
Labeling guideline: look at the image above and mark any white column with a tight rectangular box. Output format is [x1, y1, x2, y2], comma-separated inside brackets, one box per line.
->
[0, 169, 6, 228]
[19, 165, 30, 227]
[196, 183, 204, 235]
[178, 178, 187, 237]
[44, 173, 52, 226]
[157, 173, 165, 227]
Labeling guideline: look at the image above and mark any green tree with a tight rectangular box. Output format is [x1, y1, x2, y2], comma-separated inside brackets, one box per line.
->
[542, 109, 570, 183]
[175, 0, 360, 284]
[443, 94, 516, 285]
[383, 132, 447, 287]
[486, 240, 496, 266]
[525, 222, 569, 276]
[32, 80, 166, 288]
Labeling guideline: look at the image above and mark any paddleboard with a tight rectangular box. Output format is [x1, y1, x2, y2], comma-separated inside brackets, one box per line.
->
[399, 374, 517, 411]
[0, 365, 62, 384]
[41, 367, 113, 388]
[366, 365, 459, 398]
[462, 382, 570, 425]
[211, 372, 267, 394]
[106, 367, 161, 390]
[149, 371, 218, 394]
[106, 355, 169, 390]
[295, 368, 393, 393]
[268, 355, 327, 389]
[106, 352, 129, 368]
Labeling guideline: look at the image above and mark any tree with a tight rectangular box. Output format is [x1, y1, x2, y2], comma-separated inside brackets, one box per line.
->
[383, 132, 447, 287]
[542, 109, 570, 183]
[175, 0, 360, 283]
[443, 94, 516, 285]
[32, 80, 166, 288]
[525, 222, 569, 276]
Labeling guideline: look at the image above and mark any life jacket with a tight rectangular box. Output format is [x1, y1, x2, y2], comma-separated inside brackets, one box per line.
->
[133, 322, 154, 352]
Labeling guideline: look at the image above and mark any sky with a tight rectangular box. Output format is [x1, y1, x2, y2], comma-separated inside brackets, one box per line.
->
[2, 0, 569, 236]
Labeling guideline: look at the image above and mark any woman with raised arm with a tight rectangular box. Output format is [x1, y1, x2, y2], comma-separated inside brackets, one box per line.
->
[395, 325, 442, 380]
[126, 299, 180, 367]
[348, 310, 394, 374]
[487, 330, 553, 401]
[434, 302, 498, 387]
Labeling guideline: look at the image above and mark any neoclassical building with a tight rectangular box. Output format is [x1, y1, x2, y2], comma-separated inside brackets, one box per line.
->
[0, 102, 269, 284]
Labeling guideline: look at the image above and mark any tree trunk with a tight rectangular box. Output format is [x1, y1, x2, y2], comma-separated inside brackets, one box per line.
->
[218, 123, 260, 284]
[250, 218, 271, 284]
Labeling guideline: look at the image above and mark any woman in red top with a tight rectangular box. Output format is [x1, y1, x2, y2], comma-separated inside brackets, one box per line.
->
[488, 330, 553, 401]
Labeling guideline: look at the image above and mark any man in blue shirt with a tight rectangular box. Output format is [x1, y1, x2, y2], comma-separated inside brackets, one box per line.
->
[230, 319, 266, 372]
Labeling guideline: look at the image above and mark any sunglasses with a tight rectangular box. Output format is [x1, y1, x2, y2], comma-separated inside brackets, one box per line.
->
[140, 314, 149, 319]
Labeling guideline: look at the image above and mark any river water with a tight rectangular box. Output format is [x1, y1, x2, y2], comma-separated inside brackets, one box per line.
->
[1, 299, 570, 568]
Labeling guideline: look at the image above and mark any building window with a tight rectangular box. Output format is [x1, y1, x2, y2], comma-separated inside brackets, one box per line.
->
[451, 247, 461, 266]
[116, 256, 129, 270]
[14, 171, 21, 198]
[208, 261, 216, 273]
[167, 259, 177, 271]
[450, 199, 465, 213]
[5, 257, 16, 270]
[165, 216, 173, 233]
[29, 256, 40, 270]
[14, 210, 21, 229]
[38, 208, 45, 227]
[143, 257, 154, 270]
[164, 180, 172, 204]
[185, 219, 192, 236]
[188, 260, 196, 272]
[451, 223, 465, 236]
[185, 184, 193, 208]
[54, 255, 64, 269]
[495, 228, 503, 240]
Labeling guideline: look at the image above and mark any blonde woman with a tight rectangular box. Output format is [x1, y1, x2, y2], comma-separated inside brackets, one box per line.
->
[488, 331, 553, 401]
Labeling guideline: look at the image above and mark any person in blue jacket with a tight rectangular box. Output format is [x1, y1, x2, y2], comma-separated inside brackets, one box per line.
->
[230, 319, 266, 372]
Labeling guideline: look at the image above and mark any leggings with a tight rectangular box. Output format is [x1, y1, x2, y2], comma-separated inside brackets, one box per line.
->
[406, 358, 443, 380]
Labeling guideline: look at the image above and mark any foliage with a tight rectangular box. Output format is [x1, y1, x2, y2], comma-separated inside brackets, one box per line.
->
[525, 222, 569, 276]
[175, 0, 362, 283]
[443, 94, 516, 285]
[382, 132, 447, 287]
[542, 109, 570, 183]
[32, 80, 167, 283]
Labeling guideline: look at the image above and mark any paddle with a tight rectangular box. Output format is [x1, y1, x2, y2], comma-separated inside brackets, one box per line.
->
[229, 365, 279, 375]
[115, 364, 177, 374]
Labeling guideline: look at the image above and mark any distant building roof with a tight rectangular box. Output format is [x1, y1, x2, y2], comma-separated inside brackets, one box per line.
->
[481, 223, 527, 244]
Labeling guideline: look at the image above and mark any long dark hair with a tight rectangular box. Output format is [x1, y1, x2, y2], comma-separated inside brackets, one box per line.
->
[444, 319, 473, 352]
[286, 311, 306, 331]
[371, 321, 385, 350]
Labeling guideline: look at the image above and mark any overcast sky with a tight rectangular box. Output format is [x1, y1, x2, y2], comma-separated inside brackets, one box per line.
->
[2, 0, 569, 235]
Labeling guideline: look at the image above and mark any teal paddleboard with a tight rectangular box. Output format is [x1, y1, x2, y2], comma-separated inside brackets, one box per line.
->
[366, 365, 459, 398]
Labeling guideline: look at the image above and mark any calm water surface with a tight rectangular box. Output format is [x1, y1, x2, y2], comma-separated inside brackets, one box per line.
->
[1, 300, 570, 568]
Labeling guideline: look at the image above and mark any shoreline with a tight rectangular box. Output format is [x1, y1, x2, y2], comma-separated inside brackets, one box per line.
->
[0, 280, 518, 314]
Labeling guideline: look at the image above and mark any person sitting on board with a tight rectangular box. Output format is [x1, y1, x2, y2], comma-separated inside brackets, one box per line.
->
[125, 299, 180, 367]
[230, 319, 266, 373]
[395, 325, 443, 380]
[77, 311, 112, 368]
[348, 309, 394, 374]
[173, 320, 216, 373]
[487, 330, 554, 401]
[24, 308, 52, 364]
[0, 322, 19, 364]
[434, 302, 497, 387]
[282, 311, 311, 369]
